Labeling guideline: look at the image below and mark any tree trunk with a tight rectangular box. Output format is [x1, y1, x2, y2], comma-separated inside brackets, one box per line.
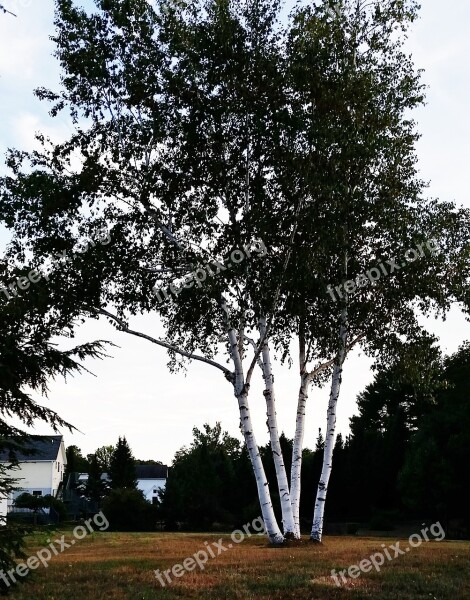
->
[310, 309, 348, 543]
[227, 322, 284, 544]
[290, 372, 310, 538]
[235, 386, 285, 544]
[259, 318, 297, 538]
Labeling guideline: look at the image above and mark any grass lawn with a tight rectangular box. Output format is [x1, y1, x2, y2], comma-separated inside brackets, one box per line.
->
[6, 529, 470, 599]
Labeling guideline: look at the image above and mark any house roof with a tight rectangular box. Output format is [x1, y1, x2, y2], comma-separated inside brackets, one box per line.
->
[0, 435, 64, 463]
[135, 464, 168, 480]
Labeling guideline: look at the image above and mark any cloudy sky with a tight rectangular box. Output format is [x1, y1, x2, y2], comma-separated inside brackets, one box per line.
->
[1, 0, 469, 465]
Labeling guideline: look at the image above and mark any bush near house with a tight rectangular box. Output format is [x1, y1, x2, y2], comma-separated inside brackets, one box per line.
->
[14, 493, 67, 524]
[102, 488, 158, 531]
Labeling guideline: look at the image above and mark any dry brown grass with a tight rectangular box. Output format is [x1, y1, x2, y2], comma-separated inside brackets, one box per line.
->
[6, 529, 470, 599]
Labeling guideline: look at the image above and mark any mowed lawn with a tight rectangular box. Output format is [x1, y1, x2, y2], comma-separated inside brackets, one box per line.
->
[7, 529, 470, 600]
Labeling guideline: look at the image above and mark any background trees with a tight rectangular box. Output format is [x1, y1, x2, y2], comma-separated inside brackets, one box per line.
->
[13, 492, 67, 525]
[109, 436, 137, 490]
[86, 454, 109, 504]
[160, 424, 249, 530]
[65, 445, 89, 477]
[399, 344, 470, 533]
[104, 437, 157, 530]
[91, 445, 115, 472]
[65, 436, 161, 529]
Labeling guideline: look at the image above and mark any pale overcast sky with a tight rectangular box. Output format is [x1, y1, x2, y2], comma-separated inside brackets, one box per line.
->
[0, 1, 469, 465]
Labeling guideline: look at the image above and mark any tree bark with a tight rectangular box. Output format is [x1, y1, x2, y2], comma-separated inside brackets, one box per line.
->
[259, 317, 297, 538]
[227, 321, 284, 544]
[235, 385, 285, 544]
[290, 371, 310, 538]
[290, 325, 337, 538]
[310, 308, 348, 543]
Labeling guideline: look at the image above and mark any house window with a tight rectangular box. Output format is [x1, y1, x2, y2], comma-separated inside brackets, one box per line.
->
[32, 491, 42, 497]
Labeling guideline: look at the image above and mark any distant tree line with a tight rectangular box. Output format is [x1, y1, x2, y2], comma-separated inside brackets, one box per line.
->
[65, 437, 163, 531]
[159, 344, 470, 538]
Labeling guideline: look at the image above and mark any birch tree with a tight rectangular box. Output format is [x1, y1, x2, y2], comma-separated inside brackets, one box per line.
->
[281, 0, 470, 541]
[1, 0, 469, 546]
[0, 0, 298, 543]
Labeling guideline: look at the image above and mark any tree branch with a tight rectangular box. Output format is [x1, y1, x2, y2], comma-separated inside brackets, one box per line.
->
[98, 308, 234, 380]
[0, 4, 16, 16]
[246, 197, 306, 383]
[307, 332, 365, 380]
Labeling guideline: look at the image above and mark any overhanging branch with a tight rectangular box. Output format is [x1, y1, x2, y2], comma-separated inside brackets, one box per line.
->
[98, 308, 234, 381]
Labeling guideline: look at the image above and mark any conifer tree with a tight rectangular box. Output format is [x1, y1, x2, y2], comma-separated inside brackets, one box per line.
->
[86, 454, 108, 503]
[109, 437, 137, 490]
[0, 277, 107, 583]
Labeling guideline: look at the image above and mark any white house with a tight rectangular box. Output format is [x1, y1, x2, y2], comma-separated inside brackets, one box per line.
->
[136, 465, 168, 504]
[74, 464, 167, 504]
[0, 435, 67, 510]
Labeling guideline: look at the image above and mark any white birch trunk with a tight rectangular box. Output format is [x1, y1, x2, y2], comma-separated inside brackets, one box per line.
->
[259, 317, 297, 538]
[226, 324, 284, 544]
[310, 309, 348, 542]
[290, 372, 310, 538]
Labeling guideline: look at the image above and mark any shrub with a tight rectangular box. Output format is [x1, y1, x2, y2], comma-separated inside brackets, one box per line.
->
[369, 510, 399, 531]
[346, 523, 360, 535]
[101, 488, 157, 531]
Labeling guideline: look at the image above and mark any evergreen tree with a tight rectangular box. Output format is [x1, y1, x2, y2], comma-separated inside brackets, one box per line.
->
[0, 269, 107, 586]
[65, 445, 89, 477]
[109, 437, 137, 490]
[399, 343, 470, 534]
[345, 339, 442, 520]
[315, 430, 325, 453]
[86, 454, 108, 504]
